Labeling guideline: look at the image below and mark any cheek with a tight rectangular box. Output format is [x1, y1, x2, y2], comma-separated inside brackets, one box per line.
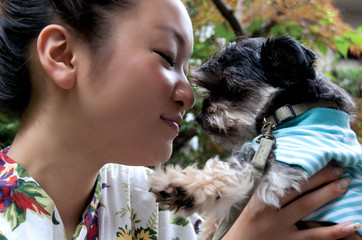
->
[84, 61, 176, 140]
[146, 62, 176, 97]
[117, 63, 175, 119]
[111, 56, 175, 105]
[75, 45, 178, 164]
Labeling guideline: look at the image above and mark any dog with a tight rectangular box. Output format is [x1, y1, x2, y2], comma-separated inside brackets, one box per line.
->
[148, 36, 362, 240]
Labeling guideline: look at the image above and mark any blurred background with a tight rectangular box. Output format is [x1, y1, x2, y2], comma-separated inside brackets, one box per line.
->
[0, 0, 361, 167]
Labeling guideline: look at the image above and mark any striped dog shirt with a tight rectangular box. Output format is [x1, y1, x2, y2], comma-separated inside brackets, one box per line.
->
[254, 108, 362, 233]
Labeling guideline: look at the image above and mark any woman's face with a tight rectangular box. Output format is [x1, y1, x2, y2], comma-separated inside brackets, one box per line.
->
[77, 0, 194, 166]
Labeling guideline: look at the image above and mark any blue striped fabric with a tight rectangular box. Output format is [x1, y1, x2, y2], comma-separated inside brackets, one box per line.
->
[254, 108, 362, 232]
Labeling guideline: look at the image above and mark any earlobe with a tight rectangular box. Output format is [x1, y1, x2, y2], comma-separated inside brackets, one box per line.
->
[37, 24, 76, 90]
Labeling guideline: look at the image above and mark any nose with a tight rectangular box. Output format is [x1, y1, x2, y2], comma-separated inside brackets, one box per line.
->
[173, 76, 195, 111]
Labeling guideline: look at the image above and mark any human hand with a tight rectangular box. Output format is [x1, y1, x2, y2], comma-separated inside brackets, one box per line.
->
[222, 163, 361, 240]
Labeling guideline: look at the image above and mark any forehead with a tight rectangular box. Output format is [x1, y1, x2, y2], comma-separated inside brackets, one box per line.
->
[133, 0, 193, 43]
[136, 0, 190, 23]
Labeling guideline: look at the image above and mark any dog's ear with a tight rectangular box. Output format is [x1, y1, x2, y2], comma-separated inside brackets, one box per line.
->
[260, 35, 316, 87]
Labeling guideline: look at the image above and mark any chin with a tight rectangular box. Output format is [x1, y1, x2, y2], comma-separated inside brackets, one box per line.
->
[154, 148, 173, 166]
[144, 143, 173, 167]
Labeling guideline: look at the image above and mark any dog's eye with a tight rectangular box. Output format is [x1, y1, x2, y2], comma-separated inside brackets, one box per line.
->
[154, 51, 175, 67]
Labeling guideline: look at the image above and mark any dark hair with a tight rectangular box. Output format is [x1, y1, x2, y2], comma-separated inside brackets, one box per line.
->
[0, 0, 135, 116]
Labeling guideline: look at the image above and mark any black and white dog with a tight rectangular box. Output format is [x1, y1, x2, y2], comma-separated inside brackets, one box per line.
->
[149, 36, 362, 240]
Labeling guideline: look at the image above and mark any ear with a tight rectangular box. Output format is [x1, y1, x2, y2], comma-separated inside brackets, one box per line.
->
[261, 35, 316, 69]
[37, 24, 77, 89]
[260, 35, 316, 86]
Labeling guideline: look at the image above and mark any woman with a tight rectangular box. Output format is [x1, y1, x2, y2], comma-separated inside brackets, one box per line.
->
[0, 0, 360, 239]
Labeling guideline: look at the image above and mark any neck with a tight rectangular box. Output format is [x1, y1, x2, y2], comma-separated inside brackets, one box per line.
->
[7, 112, 103, 234]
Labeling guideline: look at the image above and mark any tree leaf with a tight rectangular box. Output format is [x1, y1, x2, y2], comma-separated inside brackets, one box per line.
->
[310, 25, 319, 32]
[334, 36, 350, 59]
[351, 35, 362, 45]
[288, 25, 304, 38]
[270, 24, 287, 36]
[214, 23, 235, 41]
[246, 19, 264, 34]
[344, 30, 356, 37]
[314, 41, 328, 56]
[357, 26, 362, 34]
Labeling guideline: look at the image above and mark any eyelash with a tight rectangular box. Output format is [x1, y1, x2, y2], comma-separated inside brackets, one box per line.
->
[154, 51, 175, 67]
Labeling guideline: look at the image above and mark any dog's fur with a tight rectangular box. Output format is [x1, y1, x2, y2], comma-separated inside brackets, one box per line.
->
[148, 36, 358, 240]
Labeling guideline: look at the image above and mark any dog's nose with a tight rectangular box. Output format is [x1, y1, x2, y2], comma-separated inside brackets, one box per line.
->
[196, 113, 204, 124]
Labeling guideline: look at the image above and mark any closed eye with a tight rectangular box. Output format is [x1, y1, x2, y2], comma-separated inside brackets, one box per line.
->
[154, 51, 175, 67]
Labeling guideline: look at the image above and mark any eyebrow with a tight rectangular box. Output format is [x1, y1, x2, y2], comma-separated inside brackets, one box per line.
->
[155, 25, 186, 47]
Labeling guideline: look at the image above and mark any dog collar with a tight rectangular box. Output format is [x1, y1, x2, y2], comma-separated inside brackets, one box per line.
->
[266, 100, 339, 127]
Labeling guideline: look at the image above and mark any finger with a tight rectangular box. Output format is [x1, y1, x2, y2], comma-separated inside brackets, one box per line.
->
[279, 162, 344, 206]
[297, 222, 361, 240]
[284, 178, 350, 223]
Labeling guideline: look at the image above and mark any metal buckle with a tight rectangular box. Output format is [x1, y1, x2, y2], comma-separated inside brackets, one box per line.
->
[256, 118, 276, 148]
[273, 104, 297, 126]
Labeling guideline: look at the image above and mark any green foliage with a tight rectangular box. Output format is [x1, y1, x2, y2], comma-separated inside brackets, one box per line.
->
[326, 53, 362, 99]
[245, 19, 264, 35]
[357, 122, 362, 143]
[215, 23, 236, 41]
[241, 0, 362, 58]
[334, 36, 350, 59]
[270, 22, 304, 40]
[192, 26, 220, 64]
[331, 66, 362, 98]
[245, 17, 362, 59]
[334, 30, 362, 59]
[0, 112, 18, 149]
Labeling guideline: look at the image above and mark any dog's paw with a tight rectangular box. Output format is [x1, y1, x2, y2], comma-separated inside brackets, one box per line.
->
[148, 165, 199, 218]
[149, 157, 256, 220]
[150, 183, 195, 213]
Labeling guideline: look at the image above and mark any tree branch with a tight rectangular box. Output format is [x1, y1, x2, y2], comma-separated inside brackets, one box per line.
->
[212, 0, 245, 36]
[235, 0, 243, 25]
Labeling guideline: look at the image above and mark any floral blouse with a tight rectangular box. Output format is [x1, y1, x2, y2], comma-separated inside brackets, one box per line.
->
[0, 147, 201, 239]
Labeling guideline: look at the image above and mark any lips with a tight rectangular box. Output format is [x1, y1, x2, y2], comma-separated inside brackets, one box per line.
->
[161, 116, 182, 134]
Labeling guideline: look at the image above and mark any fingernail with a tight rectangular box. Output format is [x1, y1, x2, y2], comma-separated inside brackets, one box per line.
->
[331, 166, 343, 177]
[342, 223, 361, 232]
[338, 178, 351, 190]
